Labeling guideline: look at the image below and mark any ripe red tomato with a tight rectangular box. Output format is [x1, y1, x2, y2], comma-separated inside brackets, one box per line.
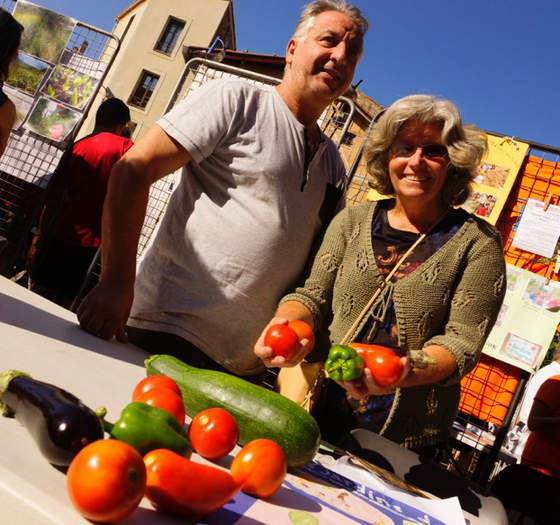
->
[230, 439, 287, 498]
[144, 449, 240, 517]
[361, 345, 403, 386]
[132, 374, 182, 401]
[67, 439, 146, 523]
[188, 408, 239, 459]
[135, 386, 186, 426]
[264, 324, 299, 359]
[287, 319, 315, 351]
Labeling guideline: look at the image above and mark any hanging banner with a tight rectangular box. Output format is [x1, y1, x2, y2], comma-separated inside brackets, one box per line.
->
[482, 263, 560, 372]
[461, 134, 529, 224]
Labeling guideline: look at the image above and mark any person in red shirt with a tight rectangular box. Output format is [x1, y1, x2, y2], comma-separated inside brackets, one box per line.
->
[28, 98, 133, 308]
[521, 374, 560, 477]
[492, 374, 560, 523]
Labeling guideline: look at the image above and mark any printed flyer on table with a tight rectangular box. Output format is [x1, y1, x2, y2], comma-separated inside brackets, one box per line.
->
[199, 459, 466, 525]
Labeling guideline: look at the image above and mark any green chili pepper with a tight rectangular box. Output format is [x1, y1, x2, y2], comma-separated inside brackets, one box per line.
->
[97, 401, 190, 456]
[325, 345, 364, 381]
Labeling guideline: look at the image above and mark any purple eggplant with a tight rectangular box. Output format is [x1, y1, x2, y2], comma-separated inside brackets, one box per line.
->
[0, 370, 103, 466]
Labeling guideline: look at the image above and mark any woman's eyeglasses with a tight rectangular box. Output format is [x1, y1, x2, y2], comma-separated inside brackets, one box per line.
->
[390, 142, 448, 160]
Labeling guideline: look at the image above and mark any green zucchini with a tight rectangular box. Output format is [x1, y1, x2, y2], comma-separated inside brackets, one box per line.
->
[145, 355, 320, 467]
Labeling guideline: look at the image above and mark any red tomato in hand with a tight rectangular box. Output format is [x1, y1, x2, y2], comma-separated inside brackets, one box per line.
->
[132, 374, 182, 401]
[189, 408, 239, 459]
[361, 345, 403, 386]
[230, 439, 287, 498]
[67, 439, 146, 523]
[264, 324, 299, 359]
[135, 386, 186, 426]
[287, 320, 315, 351]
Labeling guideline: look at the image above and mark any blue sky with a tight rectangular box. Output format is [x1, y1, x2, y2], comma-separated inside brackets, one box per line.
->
[13, 0, 560, 150]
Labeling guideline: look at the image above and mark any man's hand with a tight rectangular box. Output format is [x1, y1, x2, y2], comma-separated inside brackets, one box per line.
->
[254, 317, 312, 368]
[77, 279, 134, 342]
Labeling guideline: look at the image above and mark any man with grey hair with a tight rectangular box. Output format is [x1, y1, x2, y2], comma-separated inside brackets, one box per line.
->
[78, 1, 367, 378]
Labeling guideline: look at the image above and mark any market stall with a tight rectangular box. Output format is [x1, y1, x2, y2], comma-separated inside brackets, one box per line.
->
[451, 144, 560, 485]
[0, 276, 507, 524]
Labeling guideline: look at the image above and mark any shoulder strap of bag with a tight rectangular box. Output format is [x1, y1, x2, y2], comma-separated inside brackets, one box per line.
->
[339, 209, 449, 345]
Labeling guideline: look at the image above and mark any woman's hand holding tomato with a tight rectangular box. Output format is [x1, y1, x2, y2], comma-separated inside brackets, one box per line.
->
[230, 439, 287, 498]
[341, 343, 409, 399]
[189, 408, 239, 460]
[67, 439, 146, 523]
[255, 318, 314, 368]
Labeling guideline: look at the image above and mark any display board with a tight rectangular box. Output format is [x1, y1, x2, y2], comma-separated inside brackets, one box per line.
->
[482, 263, 560, 372]
[458, 134, 528, 224]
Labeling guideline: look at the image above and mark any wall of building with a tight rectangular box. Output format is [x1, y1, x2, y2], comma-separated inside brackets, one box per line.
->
[77, 0, 231, 139]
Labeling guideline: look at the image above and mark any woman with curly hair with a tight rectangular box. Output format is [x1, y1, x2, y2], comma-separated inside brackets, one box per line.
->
[255, 94, 506, 452]
[0, 8, 24, 157]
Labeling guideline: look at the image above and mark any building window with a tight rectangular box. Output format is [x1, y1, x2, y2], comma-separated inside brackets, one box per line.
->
[155, 18, 185, 55]
[129, 71, 159, 109]
[332, 108, 350, 128]
[341, 131, 356, 147]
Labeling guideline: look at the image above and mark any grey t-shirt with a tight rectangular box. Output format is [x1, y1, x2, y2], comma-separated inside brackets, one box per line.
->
[129, 79, 345, 375]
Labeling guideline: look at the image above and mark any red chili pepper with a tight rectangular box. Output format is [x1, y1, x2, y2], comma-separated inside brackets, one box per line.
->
[143, 449, 240, 517]
[349, 343, 403, 386]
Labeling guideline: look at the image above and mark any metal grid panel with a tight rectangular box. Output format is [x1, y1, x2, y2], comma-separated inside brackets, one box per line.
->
[344, 148, 371, 205]
[0, 0, 118, 275]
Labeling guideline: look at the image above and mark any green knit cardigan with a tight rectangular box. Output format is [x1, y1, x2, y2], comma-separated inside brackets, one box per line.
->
[281, 200, 506, 448]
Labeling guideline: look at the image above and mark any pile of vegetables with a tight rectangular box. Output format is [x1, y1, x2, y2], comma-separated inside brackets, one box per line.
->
[0, 355, 320, 522]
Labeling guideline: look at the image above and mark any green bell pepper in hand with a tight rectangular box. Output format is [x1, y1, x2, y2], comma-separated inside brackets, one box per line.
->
[98, 401, 191, 456]
[325, 345, 364, 381]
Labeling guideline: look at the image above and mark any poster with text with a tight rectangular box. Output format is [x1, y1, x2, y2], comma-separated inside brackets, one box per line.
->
[13, 0, 76, 64]
[461, 134, 529, 224]
[511, 198, 560, 258]
[482, 263, 560, 372]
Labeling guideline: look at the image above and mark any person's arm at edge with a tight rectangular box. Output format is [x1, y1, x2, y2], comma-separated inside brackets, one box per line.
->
[0, 98, 16, 158]
[527, 398, 560, 433]
[77, 125, 191, 341]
